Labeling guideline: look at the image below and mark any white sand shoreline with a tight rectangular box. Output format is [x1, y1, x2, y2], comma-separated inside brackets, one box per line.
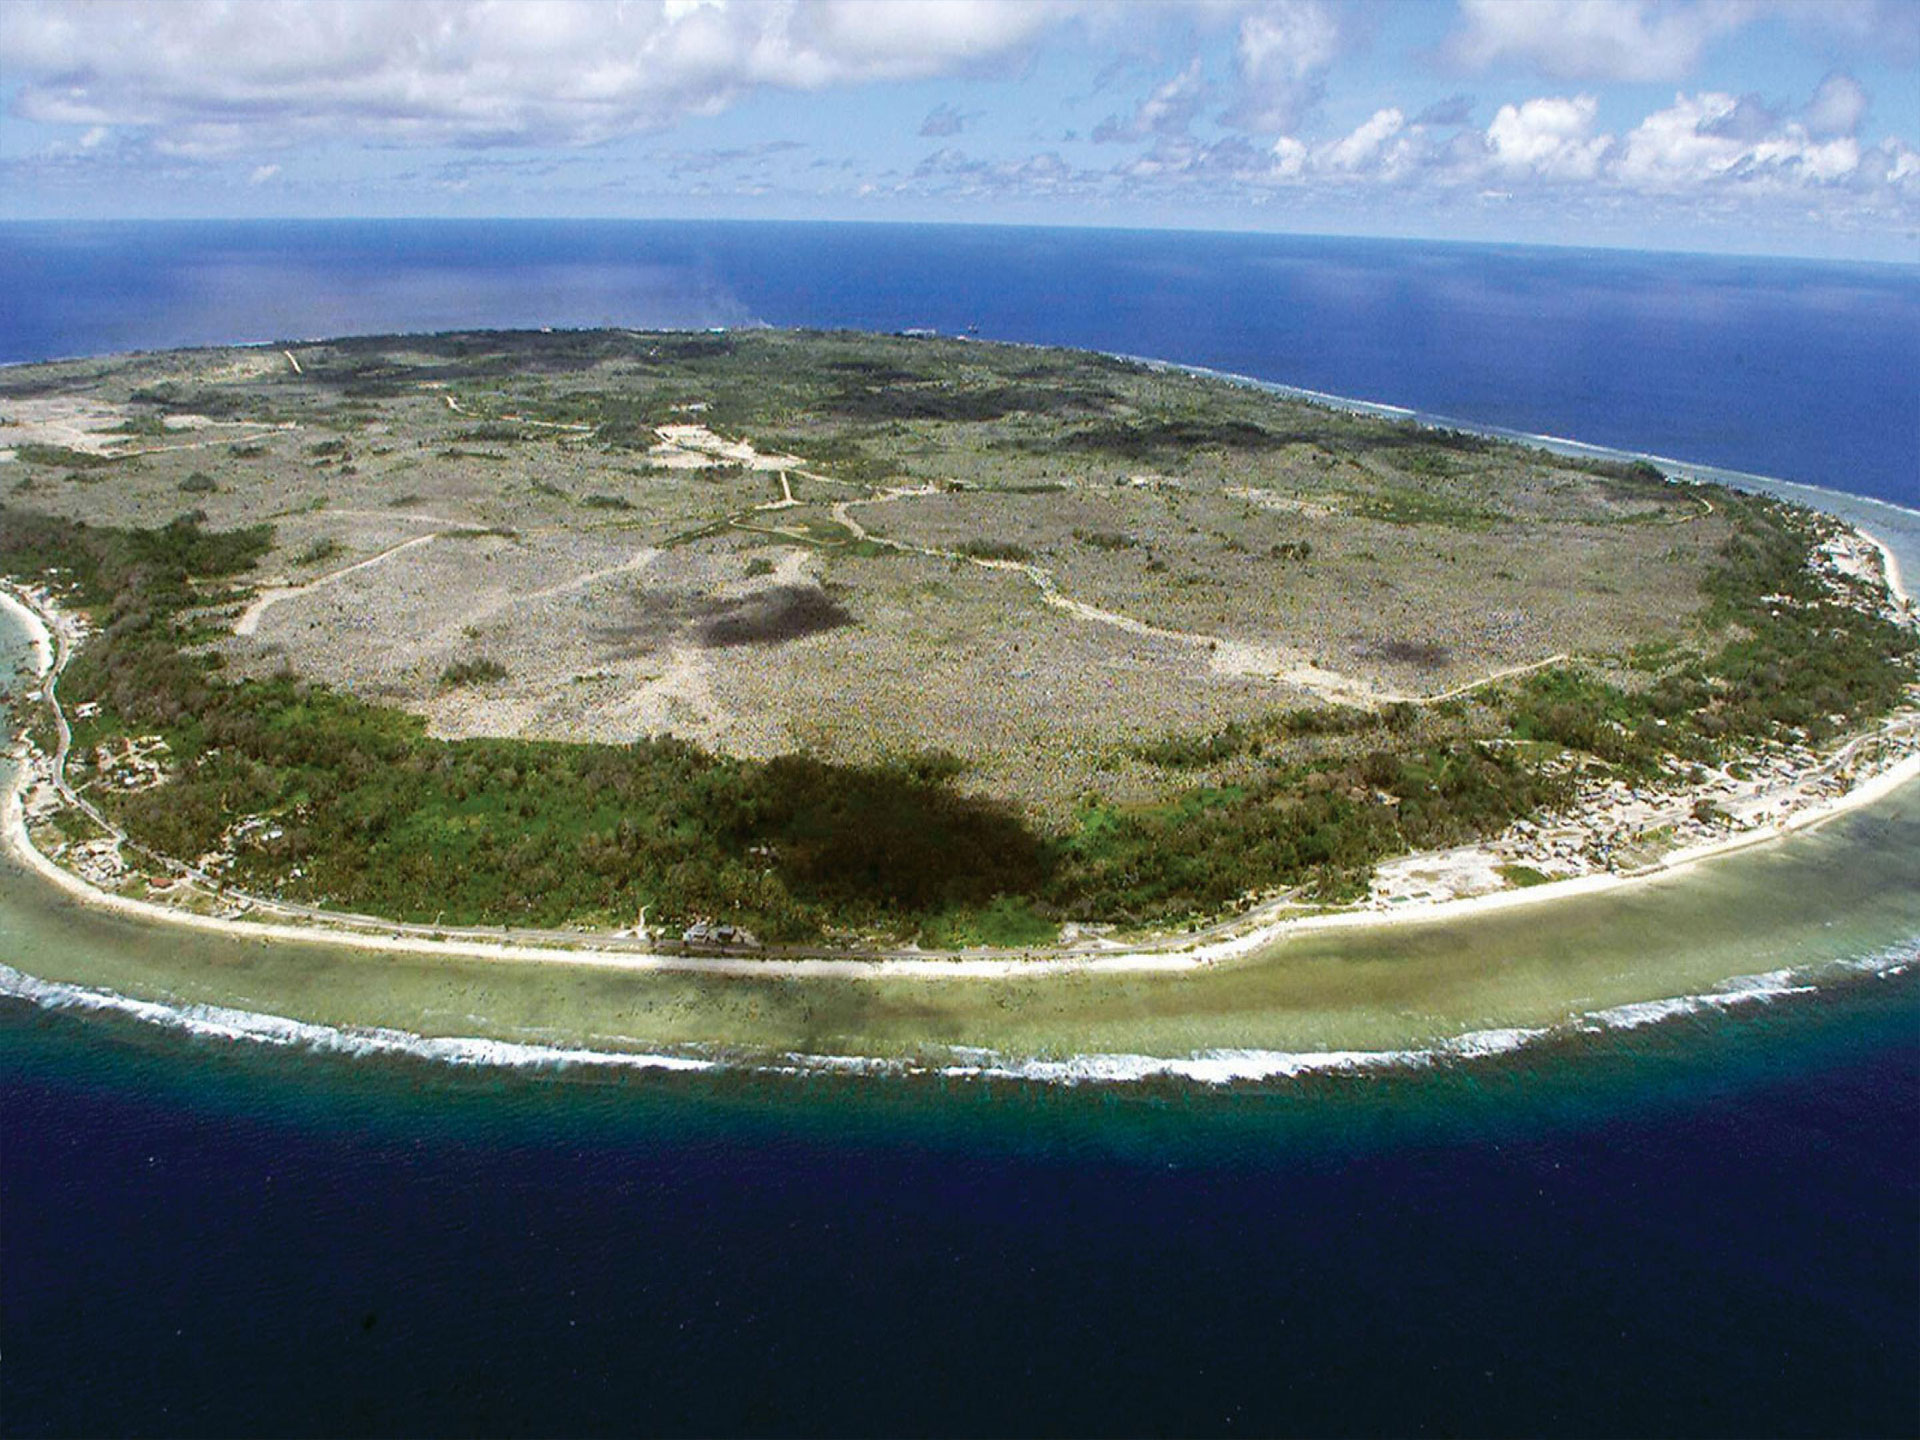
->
[2, 521, 1917, 982]
[0, 586, 53, 680]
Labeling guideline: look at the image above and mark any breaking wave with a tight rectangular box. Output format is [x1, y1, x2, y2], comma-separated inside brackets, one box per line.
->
[4, 942, 1913, 1088]
[0, 963, 716, 1073]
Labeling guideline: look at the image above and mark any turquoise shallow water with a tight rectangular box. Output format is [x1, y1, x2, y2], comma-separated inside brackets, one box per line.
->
[0, 392, 1916, 1075]
[4, 494, 1913, 1435]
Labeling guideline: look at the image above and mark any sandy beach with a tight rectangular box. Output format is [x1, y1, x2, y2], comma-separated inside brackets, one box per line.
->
[0, 585, 54, 682]
[2, 517, 1917, 982]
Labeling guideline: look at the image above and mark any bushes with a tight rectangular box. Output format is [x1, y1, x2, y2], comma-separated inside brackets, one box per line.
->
[958, 539, 1032, 563]
[439, 658, 508, 687]
[4, 474, 1911, 944]
[1501, 494, 1917, 767]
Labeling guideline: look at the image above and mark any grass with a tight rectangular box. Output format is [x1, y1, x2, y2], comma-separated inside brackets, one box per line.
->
[917, 895, 1059, 949]
[1355, 486, 1500, 530]
[1497, 863, 1553, 888]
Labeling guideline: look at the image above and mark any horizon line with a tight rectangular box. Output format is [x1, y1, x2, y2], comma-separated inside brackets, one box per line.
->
[2, 212, 1915, 269]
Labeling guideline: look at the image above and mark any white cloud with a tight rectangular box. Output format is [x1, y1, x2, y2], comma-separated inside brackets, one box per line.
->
[1092, 58, 1207, 143]
[0, 0, 1084, 151]
[1269, 134, 1309, 179]
[1444, 0, 1754, 82]
[1617, 90, 1878, 190]
[1223, 84, 1909, 212]
[248, 163, 281, 185]
[1614, 91, 1746, 187]
[1803, 71, 1868, 138]
[1223, 0, 1341, 133]
[1320, 107, 1404, 172]
[1485, 94, 1612, 179]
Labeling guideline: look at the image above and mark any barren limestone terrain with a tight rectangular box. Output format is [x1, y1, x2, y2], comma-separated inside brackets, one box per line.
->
[5, 328, 1912, 947]
[3, 328, 1734, 819]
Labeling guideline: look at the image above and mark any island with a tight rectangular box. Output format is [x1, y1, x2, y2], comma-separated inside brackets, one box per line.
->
[2, 328, 1915, 971]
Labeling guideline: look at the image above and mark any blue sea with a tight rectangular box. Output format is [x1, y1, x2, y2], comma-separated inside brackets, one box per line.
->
[3, 220, 1915, 505]
[2, 221, 1917, 1437]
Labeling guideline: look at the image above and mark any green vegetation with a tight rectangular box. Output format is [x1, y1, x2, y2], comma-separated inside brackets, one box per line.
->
[1357, 487, 1499, 530]
[917, 895, 1059, 949]
[110, 414, 171, 438]
[1499, 493, 1917, 771]
[297, 537, 343, 566]
[957, 539, 1033, 563]
[0, 507, 1580, 937]
[1498, 863, 1553, 888]
[15, 443, 113, 470]
[439, 657, 509, 687]
[0, 328, 1911, 952]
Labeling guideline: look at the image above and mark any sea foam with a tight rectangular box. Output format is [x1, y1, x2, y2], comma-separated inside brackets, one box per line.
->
[0, 963, 716, 1073]
[1, 944, 1913, 1088]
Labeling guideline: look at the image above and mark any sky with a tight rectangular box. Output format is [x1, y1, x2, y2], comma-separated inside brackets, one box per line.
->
[2, 0, 1917, 260]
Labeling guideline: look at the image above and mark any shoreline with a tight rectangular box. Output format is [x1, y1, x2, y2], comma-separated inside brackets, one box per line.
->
[3, 538, 1916, 981]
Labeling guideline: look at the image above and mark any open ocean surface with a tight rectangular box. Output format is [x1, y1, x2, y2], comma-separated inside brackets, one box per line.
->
[1, 221, 1917, 1437]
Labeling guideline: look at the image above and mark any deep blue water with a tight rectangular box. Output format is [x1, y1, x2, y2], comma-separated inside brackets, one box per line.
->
[4, 979, 1918, 1439]
[1, 220, 1915, 505]
[2, 220, 1918, 1436]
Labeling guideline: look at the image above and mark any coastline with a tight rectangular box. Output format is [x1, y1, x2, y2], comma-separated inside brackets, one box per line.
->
[0, 584, 53, 680]
[3, 524, 1916, 982]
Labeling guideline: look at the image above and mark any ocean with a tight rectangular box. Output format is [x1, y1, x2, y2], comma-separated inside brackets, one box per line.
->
[3, 220, 1915, 505]
[1, 220, 1916, 1437]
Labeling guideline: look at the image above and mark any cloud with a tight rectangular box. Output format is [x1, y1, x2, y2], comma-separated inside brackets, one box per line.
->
[1218, 85, 1918, 212]
[1804, 71, 1868, 138]
[1222, 0, 1340, 133]
[1414, 94, 1475, 128]
[918, 102, 969, 138]
[1092, 58, 1207, 143]
[1485, 94, 1612, 179]
[1777, 1, 1920, 64]
[651, 140, 809, 177]
[0, 0, 1082, 151]
[907, 145, 1090, 200]
[1699, 92, 1782, 144]
[247, 163, 281, 185]
[1443, 0, 1752, 82]
[1616, 90, 1872, 190]
[1320, 107, 1405, 172]
[1269, 135, 1309, 180]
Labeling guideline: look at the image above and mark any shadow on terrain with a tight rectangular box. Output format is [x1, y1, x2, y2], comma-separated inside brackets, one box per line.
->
[593, 583, 855, 656]
[749, 754, 1049, 915]
[1365, 639, 1454, 671]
